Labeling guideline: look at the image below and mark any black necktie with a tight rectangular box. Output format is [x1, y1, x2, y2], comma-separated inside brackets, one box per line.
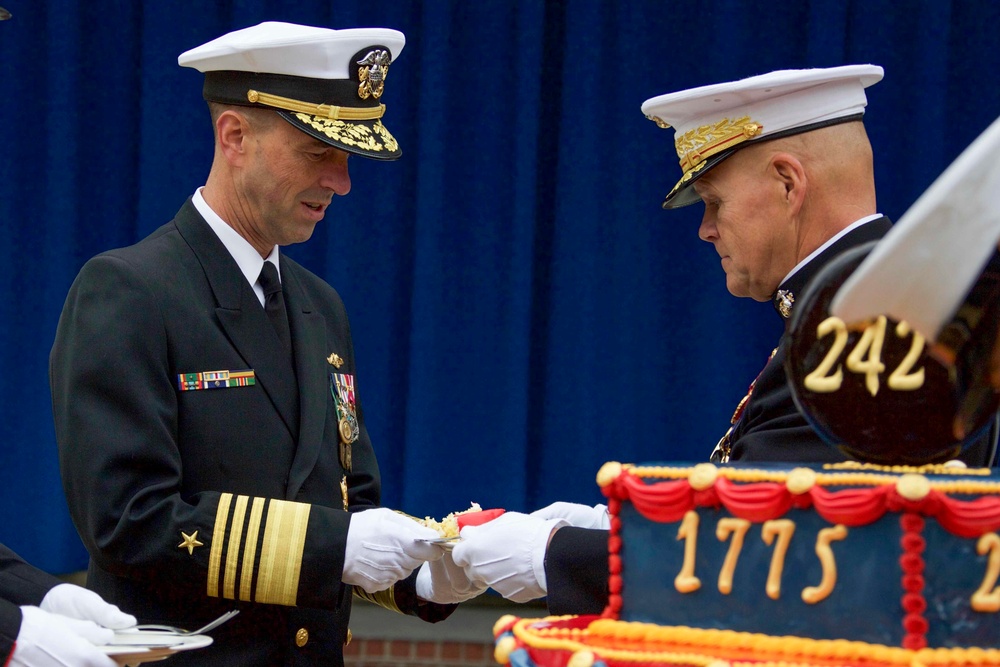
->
[258, 261, 292, 354]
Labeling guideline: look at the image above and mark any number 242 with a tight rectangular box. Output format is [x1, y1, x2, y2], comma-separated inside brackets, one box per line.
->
[803, 315, 925, 397]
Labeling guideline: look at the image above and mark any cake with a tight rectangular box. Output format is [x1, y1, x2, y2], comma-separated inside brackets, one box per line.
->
[418, 504, 506, 538]
[420, 503, 484, 538]
[493, 460, 1000, 667]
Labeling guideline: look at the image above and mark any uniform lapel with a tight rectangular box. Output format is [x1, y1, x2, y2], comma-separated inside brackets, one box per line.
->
[173, 201, 300, 440]
[282, 263, 329, 499]
[775, 216, 894, 329]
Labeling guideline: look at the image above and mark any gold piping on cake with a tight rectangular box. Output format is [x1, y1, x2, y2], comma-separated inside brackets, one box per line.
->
[761, 519, 795, 600]
[801, 525, 848, 604]
[510, 616, 1000, 667]
[674, 511, 702, 593]
[716, 518, 751, 595]
[621, 464, 1000, 494]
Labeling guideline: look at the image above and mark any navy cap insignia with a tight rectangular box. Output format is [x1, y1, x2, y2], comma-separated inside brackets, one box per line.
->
[357, 49, 391, 100]
[178, 530, 204, 555]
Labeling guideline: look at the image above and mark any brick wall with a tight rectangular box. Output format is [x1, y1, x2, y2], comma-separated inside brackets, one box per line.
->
[345, 637, 496, 667]
[344, 593, 542, 666]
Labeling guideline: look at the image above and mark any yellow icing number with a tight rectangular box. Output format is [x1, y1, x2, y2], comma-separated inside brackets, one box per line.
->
[802, 524, 848, 604]
[845, 316, 887, 397]
[716, 518, 751, 594]
[761, 519, 796, 600]
[972, 533, 1000, 612]
[674, 511, 702, 593]
[887, 321, 926, 391]
[803, 317, 925, 395]
[803, 317, 847, 392]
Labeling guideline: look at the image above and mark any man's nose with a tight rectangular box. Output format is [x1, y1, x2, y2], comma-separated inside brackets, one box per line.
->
[698, 213, 717, 242]
[321, 153, 351, 196]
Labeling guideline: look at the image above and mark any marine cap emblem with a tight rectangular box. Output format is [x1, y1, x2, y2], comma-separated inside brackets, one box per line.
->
[357, 49, 392, 100]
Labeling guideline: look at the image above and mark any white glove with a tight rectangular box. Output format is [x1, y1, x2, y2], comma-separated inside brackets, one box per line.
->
[343, 507, 445, 594]
[415, 552, 489, 604]
[451, 512, 566, 603]
[12, 606, 117, 667]
[40, 583, 136, 630]
[531, 501, 609, 529]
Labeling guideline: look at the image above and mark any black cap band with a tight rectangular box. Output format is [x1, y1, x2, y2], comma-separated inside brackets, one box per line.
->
[203, 70, 382, 109]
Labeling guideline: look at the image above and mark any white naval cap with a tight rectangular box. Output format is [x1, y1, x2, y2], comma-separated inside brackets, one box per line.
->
[641, 65, 884, 209]
[178, 21, 406, 160]
[831, 113, 1000, 341]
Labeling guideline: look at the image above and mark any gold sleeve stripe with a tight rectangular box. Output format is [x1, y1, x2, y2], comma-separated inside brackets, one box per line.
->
[255, 499, 311, 607]
[207, 493, 233, 598]
[239, 497, 266, 602]
[223, 495, 249, 600]
[353, 586, 401, 614]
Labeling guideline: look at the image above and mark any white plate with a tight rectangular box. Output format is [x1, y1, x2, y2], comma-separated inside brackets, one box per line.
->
[102, 633, 213, 665]
[415, 536, 460, 550]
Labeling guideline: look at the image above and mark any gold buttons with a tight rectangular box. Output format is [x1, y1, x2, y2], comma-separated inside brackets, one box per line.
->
[295, 628, 309, 648]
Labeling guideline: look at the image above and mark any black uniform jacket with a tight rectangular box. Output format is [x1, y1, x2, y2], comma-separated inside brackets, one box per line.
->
[544, 217, 997, 615]
[50, 200, 452, 666]
[0, 544, 61, 663]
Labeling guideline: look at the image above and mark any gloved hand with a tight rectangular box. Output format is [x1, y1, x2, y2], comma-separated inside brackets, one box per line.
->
[415, 551, 489, 604]
[40, 583, 137, 630]
[451, 512, 566, 603]
[12, 605, 117, 667]
[531, 501, 609, 529]
[343, 507, 445, 593]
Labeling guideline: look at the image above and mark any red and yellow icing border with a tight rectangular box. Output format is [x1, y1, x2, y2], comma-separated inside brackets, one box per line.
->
[597, 463, 1000, 539]
[493, 615, 1000, 667]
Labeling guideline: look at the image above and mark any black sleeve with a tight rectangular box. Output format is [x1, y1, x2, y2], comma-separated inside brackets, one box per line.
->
[0, 544, 60, 667]
[353, 569, 458, 622]
[395, 569, 458, 623]
[0, 544, 59, 607]
[543, 527, 608, 616]
[0, 597, 23, 665]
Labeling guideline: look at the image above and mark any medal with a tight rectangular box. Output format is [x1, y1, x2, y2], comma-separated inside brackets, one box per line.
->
[331, 372, 359, 471]
[339, 440, 353, 471]
[338, 416, 354, 443]
[341, 475, 349, 511]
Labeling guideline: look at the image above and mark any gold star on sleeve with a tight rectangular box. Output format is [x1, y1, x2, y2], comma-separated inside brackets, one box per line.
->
[178, 530, 204, 555]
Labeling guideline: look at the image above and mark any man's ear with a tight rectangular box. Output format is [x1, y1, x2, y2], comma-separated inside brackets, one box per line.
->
[216, 110, 250, 166]
[771, 152, 806, 212]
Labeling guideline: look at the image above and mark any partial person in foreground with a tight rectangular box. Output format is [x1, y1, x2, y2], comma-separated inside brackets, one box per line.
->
[49, 21, 479, 667]
[450, 65, 998, 615]
[2, 543, 136, 667]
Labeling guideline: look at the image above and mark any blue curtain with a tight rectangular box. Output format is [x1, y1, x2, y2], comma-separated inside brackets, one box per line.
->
[2, 0, 999, 574]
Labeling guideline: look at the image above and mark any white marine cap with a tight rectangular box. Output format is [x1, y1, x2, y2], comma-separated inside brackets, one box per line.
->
[831, 113, 1000, 340]
[178, 21, 406, 160]
[641, 65, 884, 209]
